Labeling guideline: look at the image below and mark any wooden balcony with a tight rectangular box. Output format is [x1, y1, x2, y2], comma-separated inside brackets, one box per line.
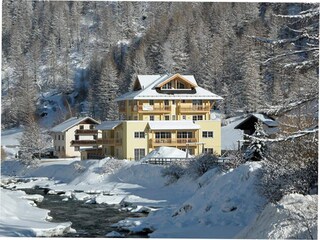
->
[134, 105, 171, 113]
[179, 105, 210, 113]
[96, 138, 122, 146]
[150, 138, 197, 147]
[96, 138, 115, 145]
[75, 129, 98, 135]
[71, 140, 97, 146]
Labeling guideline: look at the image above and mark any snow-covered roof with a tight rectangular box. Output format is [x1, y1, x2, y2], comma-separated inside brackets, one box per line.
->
[50, 117, 100, 132]
[96, 121, 122, 130]
[251, 114, 278, 127]
[234, 113, 278, 130]
[148, 121, 200, 130]
[115, 74, 223, 101]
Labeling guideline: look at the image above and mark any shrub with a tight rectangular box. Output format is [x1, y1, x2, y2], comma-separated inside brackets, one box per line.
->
[188, 153, 219, 177]
[161, 162, 186, 184]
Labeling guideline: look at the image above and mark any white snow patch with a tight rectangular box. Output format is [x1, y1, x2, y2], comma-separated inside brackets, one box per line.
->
[237, 193, 318, 239]
[0, 189, 73, 237]
[141, 147, 189, 161]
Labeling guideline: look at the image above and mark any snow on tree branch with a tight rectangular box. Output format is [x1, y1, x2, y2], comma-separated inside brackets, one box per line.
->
[244, 127, 318, 143]
[274, 7, 319, 19]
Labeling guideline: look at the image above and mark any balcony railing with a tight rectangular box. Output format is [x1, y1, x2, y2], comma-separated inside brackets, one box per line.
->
[135, 105, 171, 112]
[151, 138, 197, 146]
[75, 129, 98, 135]
[179, 105, 210, 112]
[71, 140, 97, 146]
[96, 138, 122, 145]
[96, 139, 115, 145]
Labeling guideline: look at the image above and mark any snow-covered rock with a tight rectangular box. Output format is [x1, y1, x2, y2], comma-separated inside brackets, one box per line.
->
[0, 189, 73, 237]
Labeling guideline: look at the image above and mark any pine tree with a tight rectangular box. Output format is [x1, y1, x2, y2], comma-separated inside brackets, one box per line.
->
[19, 117, 52, 165]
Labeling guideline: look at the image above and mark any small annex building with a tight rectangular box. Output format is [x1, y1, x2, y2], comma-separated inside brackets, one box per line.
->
[234, 113, 279, 150]
[50, 116, 100, 158]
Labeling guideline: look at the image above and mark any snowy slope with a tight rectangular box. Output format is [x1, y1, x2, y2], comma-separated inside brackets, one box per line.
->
[237, 194, 317, 239]
[119, 162, 266, 238]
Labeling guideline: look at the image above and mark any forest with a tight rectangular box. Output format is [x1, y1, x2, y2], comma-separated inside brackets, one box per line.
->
[1, 1, 319, 127]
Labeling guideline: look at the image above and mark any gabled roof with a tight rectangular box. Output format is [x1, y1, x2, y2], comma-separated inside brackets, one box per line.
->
[96, 121, 122, 130]
[115, 74, 223, 101]
[50, 117, 100, 132]
[155, 73, 198, 88]
[234, 113, 278, 130]
[148, 121, 200, 130]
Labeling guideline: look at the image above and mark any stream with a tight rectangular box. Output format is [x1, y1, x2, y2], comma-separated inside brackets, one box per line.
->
[23, 188, 149, 238]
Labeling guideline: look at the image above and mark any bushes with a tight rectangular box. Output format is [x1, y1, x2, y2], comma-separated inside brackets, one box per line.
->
[161, 153, 221, 184]
[188, 154, 219, 177]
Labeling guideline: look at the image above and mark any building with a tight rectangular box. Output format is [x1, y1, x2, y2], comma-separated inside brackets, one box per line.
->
[234, 113, 278, 150]
[50, 74, 223, 160]
[50, 116, 100, 158]
[96, 73, 223, 160]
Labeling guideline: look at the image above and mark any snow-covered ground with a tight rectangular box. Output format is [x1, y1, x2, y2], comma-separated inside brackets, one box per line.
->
[0, 188, 73, 237]
[1, 126, 317, 238]
[2, 156, 317, 238]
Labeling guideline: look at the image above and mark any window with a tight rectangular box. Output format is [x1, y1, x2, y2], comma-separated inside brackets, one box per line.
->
[150, 115, 154, 121]
[149, 100, 154, 105]
[193, 115, 203, 121]
[162, 82, 172, 89]
[62, 146, 65, 151]
[172, 115, 176, 120]
[172, 100, 175, 105]
[177, 82, 185, 89]
[80, 125, 84, 130]
[202, 131, 214, 138]
[134, 148, 145, 161]
[164, 115, 170, 120]
[90, 125, 94, 129]
[58, 135, 60, 140]
[75, 135, 79, 140]
[177, 132, 193, 139]
[93, 135, 97, 140]
[133, 116, 138, 120]
[134, 132, 145, 138]
[164, 100, 169, 106]
[182, 115, 186, 120]
[62, 135, 64, 140]
[58, 146, 60, 151]
[155, 132, 171, 139]
[204, 148, 214, 154]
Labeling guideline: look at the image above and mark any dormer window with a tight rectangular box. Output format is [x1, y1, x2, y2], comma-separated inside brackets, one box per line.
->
[162, 82, 172, 89]
[177, 82, 185, 89]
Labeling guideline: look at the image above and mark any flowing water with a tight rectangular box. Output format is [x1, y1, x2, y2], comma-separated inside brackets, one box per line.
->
[23, 188, 149, 238]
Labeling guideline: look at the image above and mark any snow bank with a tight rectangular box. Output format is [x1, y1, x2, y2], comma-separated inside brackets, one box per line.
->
[237, 193, 318, 239]
[0, 189, 73, 237]
[118, 162, 266, 238]
[141, 147, 189, 161]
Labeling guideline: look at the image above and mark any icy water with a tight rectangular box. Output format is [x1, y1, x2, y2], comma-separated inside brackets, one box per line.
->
[23, 188, 149, 238]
